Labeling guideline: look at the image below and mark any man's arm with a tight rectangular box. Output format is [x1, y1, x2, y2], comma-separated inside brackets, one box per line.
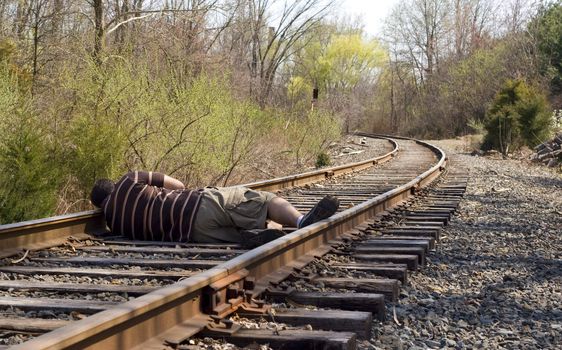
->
[162, 175, 185, 190]
[126, 171, 185, 190]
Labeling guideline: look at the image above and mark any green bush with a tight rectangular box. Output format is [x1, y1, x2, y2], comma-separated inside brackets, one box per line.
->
[482, 80, 552, 154]
[315, 152, 331, 168]
[54, 59, 134, 199]
[0, 63, 58, 223]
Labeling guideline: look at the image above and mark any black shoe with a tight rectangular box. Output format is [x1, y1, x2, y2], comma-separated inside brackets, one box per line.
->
[240, 229, 285, 249]
[298, 195, 340, 228]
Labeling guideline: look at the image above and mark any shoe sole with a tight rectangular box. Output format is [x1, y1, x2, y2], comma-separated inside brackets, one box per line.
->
[299, 196, 340, 228]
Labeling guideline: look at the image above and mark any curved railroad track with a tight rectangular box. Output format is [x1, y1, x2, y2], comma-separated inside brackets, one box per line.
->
[0, 134, 467, 349]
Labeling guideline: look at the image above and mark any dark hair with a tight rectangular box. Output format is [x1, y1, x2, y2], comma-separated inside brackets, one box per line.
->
[90, 179, 115, 208]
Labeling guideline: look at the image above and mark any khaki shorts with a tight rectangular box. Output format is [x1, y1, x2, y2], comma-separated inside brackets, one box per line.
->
[190, 187, 277, 243]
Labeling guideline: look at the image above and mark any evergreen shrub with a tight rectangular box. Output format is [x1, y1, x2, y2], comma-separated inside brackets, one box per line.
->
[482, 80, 552, 155]
[315, 152, 331, 168]
[0, 63, 58, 223]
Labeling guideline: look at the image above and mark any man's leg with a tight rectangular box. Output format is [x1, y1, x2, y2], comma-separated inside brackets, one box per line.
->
[266, 197, 302, 227]
[266, 195, 340, 229]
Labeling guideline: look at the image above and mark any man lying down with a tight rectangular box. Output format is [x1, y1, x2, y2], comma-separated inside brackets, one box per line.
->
[90, 171, 339, 248]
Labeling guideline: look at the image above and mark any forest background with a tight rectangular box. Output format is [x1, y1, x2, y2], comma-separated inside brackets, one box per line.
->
[0, 0, 560, 224]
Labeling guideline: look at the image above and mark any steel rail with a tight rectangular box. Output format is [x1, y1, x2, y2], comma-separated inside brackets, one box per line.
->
[12, 136, 445, 350]
[0, 210, 106, 256]
[0, 137, 397, 255]
[242, 137, 398, 191]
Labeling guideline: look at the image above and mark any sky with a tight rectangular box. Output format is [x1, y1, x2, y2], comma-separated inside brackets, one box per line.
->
[337, 0, 402, 37]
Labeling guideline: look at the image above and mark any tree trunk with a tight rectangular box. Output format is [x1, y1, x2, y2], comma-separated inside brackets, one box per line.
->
[93, 0, 104, 62]
[390, 62, 397, 132]
[32, 8, 39, 87]
[52, 0, 64, 36]
[15, 0, 31, 40]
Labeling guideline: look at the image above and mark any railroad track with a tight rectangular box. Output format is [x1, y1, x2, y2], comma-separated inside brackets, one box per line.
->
[0, 134, 468, 349]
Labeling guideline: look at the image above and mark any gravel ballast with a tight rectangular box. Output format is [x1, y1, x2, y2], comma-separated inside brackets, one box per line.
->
[372, 140, 561, 350]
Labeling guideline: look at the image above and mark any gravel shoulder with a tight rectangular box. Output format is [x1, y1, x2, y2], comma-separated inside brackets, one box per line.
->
[372, 139, 561, 349]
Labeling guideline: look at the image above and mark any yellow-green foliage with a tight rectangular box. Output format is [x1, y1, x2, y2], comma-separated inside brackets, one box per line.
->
[530, 2, 562, 92]
[55, 59, 135, 190]
[444, 45, 510, 122]
[53, 59, 275, 189]
[181, 76, 275, 185]
[290, 32, 386, 97]
[324, 34, 387, 90]
[0, 49, 343, 222]
[0, 40, 32, 91]
[49, 56, 341, 195]
[287, 76, 312, 104]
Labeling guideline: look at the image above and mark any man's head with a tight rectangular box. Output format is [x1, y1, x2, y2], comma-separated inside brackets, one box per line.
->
[90, 179, 115, 208]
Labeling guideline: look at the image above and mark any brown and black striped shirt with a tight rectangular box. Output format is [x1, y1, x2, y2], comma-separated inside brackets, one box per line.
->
[102, 171, 202, 242]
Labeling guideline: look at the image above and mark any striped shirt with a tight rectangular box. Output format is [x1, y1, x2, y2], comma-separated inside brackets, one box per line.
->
[102, 171, 202, 242]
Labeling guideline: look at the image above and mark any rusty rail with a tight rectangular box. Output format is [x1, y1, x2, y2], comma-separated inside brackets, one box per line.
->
[242, 137, 397, 191]
[11, 136, 445, 350]
[0, 211, 106, 257]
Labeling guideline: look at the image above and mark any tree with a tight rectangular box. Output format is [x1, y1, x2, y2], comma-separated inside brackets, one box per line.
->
[529, 1, 562, 95]
[452, 0, 496, 58]
[288, 27, 386, 131]
[385, 0, 452, 83]
[242, 0, 335, 105]
[377, 0, 545, 138]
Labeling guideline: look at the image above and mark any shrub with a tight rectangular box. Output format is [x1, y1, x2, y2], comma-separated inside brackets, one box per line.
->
[54, 59, 133, 200]
[315, 152, 331, 168]
[482, 80, 552, 155]
[0, 52, 344, 221]
[0, 63, 58, 223]
[52, 59, 283, 189]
